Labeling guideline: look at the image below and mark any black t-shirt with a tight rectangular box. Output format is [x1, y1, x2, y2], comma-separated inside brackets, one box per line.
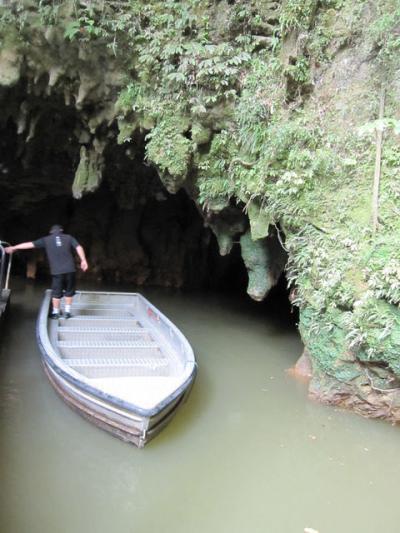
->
[33, 233, 79, 275]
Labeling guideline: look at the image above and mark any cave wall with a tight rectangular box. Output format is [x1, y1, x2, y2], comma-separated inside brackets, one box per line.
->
[0, 0, 400, 422]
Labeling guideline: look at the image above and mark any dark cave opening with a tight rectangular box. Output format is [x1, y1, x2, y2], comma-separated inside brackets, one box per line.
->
[0, 93, 247, 292]
[0, 86, 296, 327]
[2, 177, 249, 293]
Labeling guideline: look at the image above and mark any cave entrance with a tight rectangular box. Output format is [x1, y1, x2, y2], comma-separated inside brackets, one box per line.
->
[0, 85, 295, 328]
[0, 94, 247, 292]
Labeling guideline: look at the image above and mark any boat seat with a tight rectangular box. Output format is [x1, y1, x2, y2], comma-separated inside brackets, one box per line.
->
[67, 308, 136, 317]
[58, 340, 159, 348]
[58, 327, 151, 342]
[66, 357, 168, 368]
[58, 317, 142, 328]
[57, 339, 164, 360]
[65, 357, 170, 378]
[58, 326, 148, 333]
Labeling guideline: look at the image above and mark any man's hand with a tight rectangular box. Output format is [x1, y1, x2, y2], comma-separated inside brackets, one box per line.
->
[76, 245, 88, 272]
[3, 242, 34, 252]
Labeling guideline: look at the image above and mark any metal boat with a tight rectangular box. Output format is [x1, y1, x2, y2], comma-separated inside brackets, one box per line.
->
[0, 241, 12, 320]
[36, 290, 197, 447]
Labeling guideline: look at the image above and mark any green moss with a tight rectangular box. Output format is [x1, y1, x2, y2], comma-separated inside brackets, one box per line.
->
[145, 118, 193, 191]
[191, 123, 212, 146]
[240, 230, 272, 301]
[117, 118, 137, 145]
[299, 306, 362, 382]
[247, 202, 271, 240]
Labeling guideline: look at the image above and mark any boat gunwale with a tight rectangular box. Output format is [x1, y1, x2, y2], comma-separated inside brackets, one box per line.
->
[36, 289, 197, 418]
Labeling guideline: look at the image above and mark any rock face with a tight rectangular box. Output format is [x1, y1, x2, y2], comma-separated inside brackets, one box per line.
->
[0, 47, 21, 86]
[240, 229, 287, 301]
[0, 0, 399, 423]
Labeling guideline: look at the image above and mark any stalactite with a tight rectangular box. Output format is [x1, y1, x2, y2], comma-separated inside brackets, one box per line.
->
[72, 145, 104, 199]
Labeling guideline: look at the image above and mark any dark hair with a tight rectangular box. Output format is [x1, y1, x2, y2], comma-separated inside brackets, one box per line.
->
[49, 225, 64, 234]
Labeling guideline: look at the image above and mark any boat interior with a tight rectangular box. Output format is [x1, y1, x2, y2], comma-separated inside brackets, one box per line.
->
[47, 291, 194, 410]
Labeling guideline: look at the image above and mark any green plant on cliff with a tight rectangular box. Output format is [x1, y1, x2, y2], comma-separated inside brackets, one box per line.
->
[279, 0, 318, 34]
[364, 236, 400, 305]
[146, 118, 193, 182]
[345, 296, 400, 373]
[63, 0, 254, 112]
[368, 0, 400, 63]
[197, 130, 236, 205]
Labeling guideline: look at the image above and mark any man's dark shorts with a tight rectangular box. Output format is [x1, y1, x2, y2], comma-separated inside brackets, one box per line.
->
[51, 272, 76, 299]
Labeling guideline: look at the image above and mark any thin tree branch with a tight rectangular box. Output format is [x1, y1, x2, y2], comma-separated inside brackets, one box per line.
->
[372, 87, 385, 233]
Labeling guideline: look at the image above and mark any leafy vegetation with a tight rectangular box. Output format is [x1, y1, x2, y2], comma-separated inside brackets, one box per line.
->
[368, 0, 400, 64]
[279, 0, 318, 34]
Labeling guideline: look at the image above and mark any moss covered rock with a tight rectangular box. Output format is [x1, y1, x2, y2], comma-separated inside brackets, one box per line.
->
[72, 146, 104, 199]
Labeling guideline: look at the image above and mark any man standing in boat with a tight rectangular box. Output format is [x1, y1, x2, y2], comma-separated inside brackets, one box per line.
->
[5, 225, 88, 319]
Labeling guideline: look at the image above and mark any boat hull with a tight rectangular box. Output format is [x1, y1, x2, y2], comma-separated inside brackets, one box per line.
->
[43, 362, 193, 447]
[36, 290, 196, 447]
[0, 288, 10, 322]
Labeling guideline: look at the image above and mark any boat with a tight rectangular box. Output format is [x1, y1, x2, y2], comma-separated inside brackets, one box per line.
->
[0, 241, 12, 320]
[36, 290, 197, 447]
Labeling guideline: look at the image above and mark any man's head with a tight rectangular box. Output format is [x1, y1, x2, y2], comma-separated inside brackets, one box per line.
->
[49, 224, 64, 235]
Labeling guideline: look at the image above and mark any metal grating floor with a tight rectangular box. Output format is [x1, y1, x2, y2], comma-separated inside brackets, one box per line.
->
[56, 303, 174, 378]
[65, 357, 170, 378]
[58, 340, 158, 349]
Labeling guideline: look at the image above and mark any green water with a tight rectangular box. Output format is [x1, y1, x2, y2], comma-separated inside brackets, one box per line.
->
[1, 280, 399, 533]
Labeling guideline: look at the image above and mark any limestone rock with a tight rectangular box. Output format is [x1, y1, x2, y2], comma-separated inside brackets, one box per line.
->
[205, 205, 247, 256]
[247, 202, 272, 241]
[0, 47, 22, 87]
[72, 145, 104, 199]
[240, 229, 286, 301]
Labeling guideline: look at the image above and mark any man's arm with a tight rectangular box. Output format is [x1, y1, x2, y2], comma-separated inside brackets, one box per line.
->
[76, 245, 89, 272]
[4, 242, 35, 254]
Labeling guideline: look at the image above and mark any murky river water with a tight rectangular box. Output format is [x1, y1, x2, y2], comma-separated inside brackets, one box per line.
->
[1, 280, 400, 533]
